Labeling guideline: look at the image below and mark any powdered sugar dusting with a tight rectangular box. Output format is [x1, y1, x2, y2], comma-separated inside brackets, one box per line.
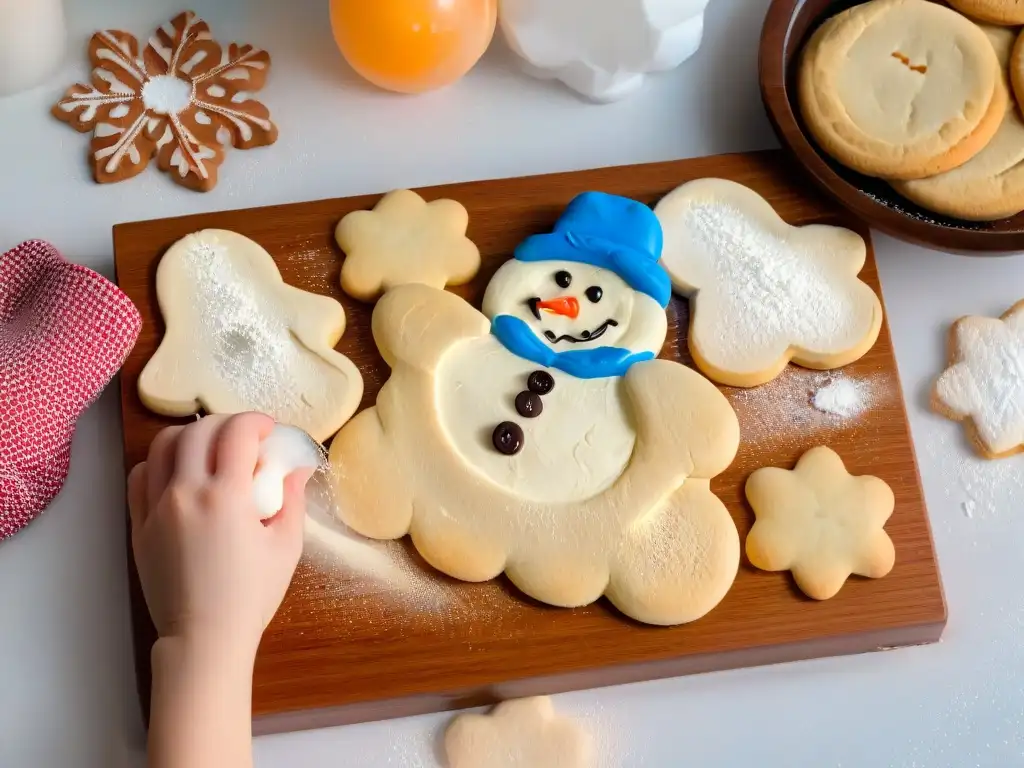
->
[180, 236, 342, 425]
[813, 377, 866, 417]
[727, 368, 890, 450]
[923, 428, 1024, 522]
[185, 238, 300, 409]
[681, 199, 873, 371]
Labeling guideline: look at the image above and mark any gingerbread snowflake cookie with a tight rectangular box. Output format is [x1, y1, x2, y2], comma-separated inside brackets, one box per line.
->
[445, 697, 592, 768]
[745, 446, 896, 600]
[53, 11, 277, 192]
[335, 189, 481, 302]
[933, 300, 1024, 458]
[655, 178, 884, 387]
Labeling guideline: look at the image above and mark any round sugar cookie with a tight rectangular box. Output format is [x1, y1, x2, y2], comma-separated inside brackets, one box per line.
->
[799, 0, 1006, 180]
[893, 26, 1024, 221]
[949, 0, 1024, 25]
[1010, 29, 1024, 115]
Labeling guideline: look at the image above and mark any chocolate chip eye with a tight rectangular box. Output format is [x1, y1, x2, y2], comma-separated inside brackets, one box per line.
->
[585, 286, 603, 303]
[554, 270, 572, 289]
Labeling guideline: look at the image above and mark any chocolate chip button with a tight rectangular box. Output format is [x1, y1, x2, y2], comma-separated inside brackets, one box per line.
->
[515, 390, 543, 418]
[492, 421, 524, 455]
[527, 370, 555, 395]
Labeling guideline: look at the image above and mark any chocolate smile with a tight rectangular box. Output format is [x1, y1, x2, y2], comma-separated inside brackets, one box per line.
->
[542, 319, 618, 344]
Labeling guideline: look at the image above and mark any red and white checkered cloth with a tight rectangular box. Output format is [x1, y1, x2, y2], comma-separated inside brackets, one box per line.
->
[1, 240, 141, 541]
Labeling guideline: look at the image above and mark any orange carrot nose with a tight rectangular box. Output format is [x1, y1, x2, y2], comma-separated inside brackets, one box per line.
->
[536, 296, 580, 319]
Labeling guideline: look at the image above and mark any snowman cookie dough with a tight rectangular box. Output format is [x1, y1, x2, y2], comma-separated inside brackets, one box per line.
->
[330, 192, 741, 626]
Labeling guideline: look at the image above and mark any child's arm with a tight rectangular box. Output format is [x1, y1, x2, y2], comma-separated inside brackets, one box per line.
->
[127, 413, 310, 768]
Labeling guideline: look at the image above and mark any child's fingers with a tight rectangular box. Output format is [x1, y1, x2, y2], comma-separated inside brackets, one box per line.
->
[146, 425, 185, 508]
[268, 468, 312, 554]
[214, 412, 275, 482]
[126, 462, 148, 532]
[174, 414, 230, 481]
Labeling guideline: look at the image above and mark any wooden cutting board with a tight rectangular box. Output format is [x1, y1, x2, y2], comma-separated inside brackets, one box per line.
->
[113, 149, 945, 735]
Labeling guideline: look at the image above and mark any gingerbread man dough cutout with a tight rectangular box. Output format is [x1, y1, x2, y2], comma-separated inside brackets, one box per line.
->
[139, 229, 363, 443]
[655, 178, 883, 387]
[330, 192, 740, 626]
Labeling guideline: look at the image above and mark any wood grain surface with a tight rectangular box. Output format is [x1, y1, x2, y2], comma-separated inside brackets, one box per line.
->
[114, 149, 946, 734]
[760, 0, 1024, 253]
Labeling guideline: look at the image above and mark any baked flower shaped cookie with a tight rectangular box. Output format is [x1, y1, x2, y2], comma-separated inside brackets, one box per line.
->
[52, 11, 277, 192]
[745, 446, 896, 600]
[335, 189, 480, 302]
[500, 0, 710, 102]
[655, 178, 883, 387]
[933, 300, 1024, 458]
[139, 230, 362, 443]
[445, 697, 592, 768]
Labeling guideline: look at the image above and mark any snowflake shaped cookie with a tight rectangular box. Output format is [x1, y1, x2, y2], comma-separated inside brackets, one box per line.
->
[745, 446, 896, 600]
[335, 189, 481, 302]
[500, 0, 710, 102]
[933, 300, 1024, 458]
[445, 697, 592, 768]
[655, 178, 884, 387]
[52, 11, 277, 192]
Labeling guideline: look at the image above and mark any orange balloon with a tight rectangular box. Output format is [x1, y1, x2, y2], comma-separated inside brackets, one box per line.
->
[330, 0, 497, 94]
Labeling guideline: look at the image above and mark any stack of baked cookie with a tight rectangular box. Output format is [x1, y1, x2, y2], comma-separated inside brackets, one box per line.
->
[799, 0, 1024, 222]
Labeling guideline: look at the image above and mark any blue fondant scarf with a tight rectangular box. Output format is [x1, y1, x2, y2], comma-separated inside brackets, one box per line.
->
[491, 314, 653, 380]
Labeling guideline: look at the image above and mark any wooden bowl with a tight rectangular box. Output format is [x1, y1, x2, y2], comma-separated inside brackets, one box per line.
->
[760, 0, 1024, 253]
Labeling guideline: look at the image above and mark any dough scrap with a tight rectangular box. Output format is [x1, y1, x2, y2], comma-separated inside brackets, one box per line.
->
[745, 446, 896, 600]
[892, 26, 1024, 221]
[949, 0, 1024, 25]
[445, 697, 592, 768]
[655, 178, 883, 388]
[329, 282, 741, 626]
[932, 299, 1024, 459]
[335, 189, 480, 302]
[139, 229, 363, 443]
[499, 0, 709, 102]
[798, 0, 1006, 180]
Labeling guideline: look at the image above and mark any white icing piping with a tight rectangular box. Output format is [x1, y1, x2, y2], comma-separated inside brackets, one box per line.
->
[97, 31, 147, 85]
[193, 47, 266, 85]
[95, 111, 149, 173]
[57, 87, 133, 122]
[168, 111, 211, 179]
[194, 98, 271, 141]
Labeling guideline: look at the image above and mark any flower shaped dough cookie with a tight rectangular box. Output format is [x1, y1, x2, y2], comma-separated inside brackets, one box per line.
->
[335, 189, 481, 302]
[139, 230, 363, 443]
[655, 178, 884, 387]
[445, 697, 592, 768]
[933, 300, 1024, 458]
[500, 0, 710, 102]
[745, 446, 896, 600]
[52, 12, 277, 192]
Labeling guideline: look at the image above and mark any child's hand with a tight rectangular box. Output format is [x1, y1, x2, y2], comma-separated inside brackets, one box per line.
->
[127, 413, 310, 658]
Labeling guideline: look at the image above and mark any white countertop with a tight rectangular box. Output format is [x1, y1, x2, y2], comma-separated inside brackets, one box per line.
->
[3, 0, 1024, 766]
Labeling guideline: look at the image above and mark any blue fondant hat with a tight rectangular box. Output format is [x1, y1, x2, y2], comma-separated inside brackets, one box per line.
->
[514, 191, 671, 308]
